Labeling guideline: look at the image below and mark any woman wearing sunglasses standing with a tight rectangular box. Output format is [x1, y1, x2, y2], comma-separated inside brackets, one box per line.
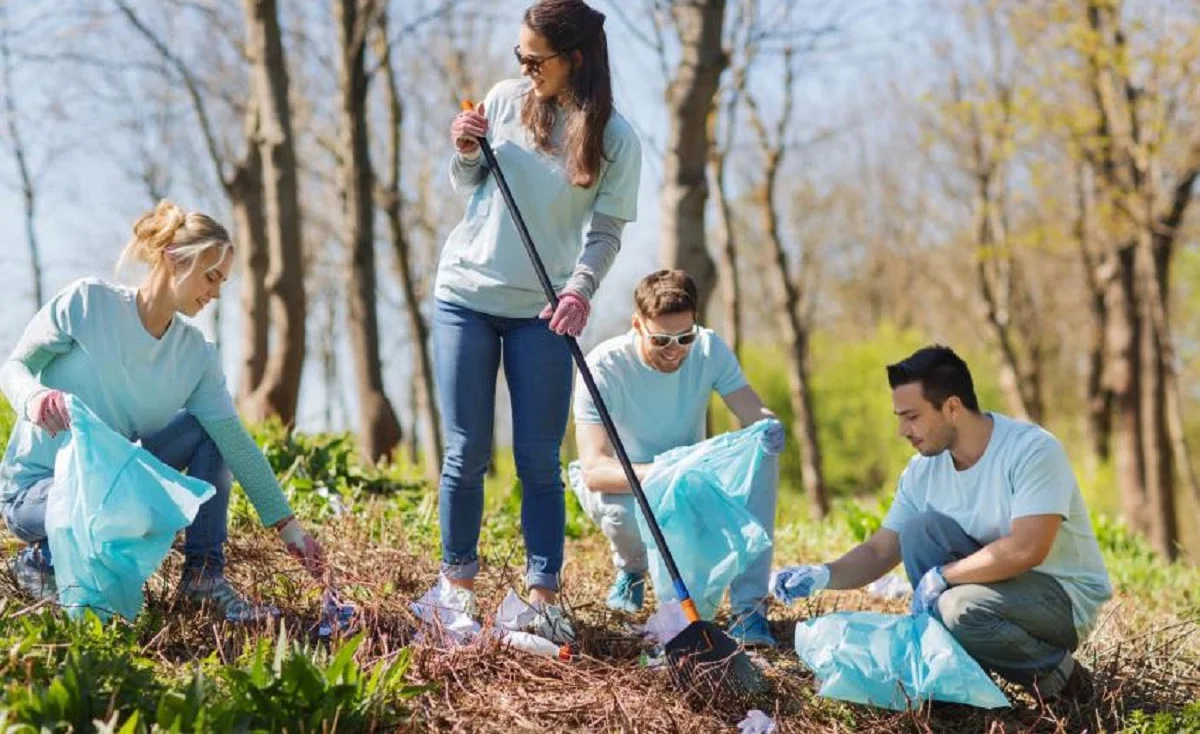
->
[433, 0, 641, 642]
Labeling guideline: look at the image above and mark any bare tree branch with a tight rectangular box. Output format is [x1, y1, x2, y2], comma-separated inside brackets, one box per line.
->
[112, 0, 233, 190]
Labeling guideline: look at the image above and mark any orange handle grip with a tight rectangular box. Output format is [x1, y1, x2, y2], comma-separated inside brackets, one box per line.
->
[461, 99, 474, 111]
[680, 598, 701, 623]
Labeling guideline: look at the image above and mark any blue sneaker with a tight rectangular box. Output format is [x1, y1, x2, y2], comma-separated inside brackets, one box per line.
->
[9, 546, 56, 602]
[727, 610, 775, 647]
[604, 572, 645, 613]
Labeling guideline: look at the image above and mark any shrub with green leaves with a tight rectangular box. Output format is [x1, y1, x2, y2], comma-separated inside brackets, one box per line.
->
[0, 603, 424, 733]
[234, 418, 428, 526]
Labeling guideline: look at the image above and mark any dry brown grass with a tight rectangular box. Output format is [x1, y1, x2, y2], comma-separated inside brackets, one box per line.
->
[3, 507, 1197, 733]
[88, 513, 1192, 734]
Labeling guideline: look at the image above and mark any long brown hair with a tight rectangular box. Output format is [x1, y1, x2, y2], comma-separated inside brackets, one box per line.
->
[520, 0, 612, 188]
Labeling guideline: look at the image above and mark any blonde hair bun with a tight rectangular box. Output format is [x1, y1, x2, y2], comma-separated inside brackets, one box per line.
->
[127, 200, 188, 267]
[117, 199, 233, 277]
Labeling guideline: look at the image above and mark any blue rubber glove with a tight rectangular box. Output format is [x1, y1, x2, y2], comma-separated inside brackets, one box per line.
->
[769, 564, 831, 605]
[911, 565, 948, 614]
[759, 419, 785, 455]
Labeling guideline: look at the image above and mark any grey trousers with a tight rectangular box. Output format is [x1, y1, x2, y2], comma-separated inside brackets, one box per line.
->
[899, 510, 1079, 695]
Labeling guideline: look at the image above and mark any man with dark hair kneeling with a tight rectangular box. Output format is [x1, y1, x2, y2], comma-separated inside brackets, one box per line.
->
[772, 345, 1112, 701]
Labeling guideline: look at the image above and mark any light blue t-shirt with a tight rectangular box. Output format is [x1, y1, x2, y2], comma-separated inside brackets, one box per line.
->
[882, 413, 1113, 639]
[573, 328, 748, 463]
[435, 78, 642, 318]
[0, 278, 238, 501]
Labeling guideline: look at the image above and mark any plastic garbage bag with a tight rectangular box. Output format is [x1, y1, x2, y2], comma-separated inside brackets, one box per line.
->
[495, 588, 539, 632]
[45, 396, 216, 622]
[793, 611, 1011, 710]
[736, 709, 776, 734]
[640, 599, 689, 646]
[634, 422, 774, 619]
[866, 574, 912, 600]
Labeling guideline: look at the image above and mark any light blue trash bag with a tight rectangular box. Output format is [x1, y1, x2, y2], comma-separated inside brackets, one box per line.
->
[633, 422, 773, 619]
[794, 611, 1011, 710]
[45, 395, 215, 621]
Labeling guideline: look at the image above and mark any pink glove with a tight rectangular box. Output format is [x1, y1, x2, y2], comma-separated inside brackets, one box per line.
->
[451, 102, 488, 155]
[29, 390, 70, 437]
[277, 516, 328, 581]
[538, 292, 591, 337]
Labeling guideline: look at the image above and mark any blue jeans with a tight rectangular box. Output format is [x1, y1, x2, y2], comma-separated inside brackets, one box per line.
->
[1, 411, 233, 578]
[899, 510, 1079, 692]
[433, 299, 573, 591]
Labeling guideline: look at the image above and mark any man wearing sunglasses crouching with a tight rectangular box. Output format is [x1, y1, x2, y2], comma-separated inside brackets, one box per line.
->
[568, 269, 783, 646]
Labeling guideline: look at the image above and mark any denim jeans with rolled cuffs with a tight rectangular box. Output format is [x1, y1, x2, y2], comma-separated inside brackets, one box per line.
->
[434, 299, 573, 591]
[899, 510, 1079, 696]
[1, 410, 234, 579]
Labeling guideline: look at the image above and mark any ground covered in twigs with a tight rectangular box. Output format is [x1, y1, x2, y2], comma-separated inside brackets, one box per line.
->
[2, 457, 1199, 733]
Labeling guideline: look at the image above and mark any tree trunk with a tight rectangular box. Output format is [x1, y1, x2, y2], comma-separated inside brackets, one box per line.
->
[320, 287, 339, 431]
[337, 0, 401, 464]
[710, 137, 741, 358]
[243, 0, 307, 426]
[782, 322, 826, 520]
[758, 160, 828, 519]
[407, 379, 421, 465]
[1077, 170, 1113, 467]
[1105, 244, 1147, 536]
[1136, 243, 1176, 559]
[1080, 0, 1195, 556]
[374, 11, 442, 482]
[0, 24, 44, 312]
[1084, 284, 1113, 465]
[660, 0, 727, 319]
[229, 131, 269, 411]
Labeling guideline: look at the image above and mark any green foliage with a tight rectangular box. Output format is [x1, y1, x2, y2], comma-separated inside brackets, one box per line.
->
[834, 494, 892, 543]
[1094, 513, 1158, 563]
[719, 322, 1008, 503]
[237, 418, 428, 526]
[0, 396, 14, 448]
[1121, 701, 1200, 734]
[192, 628, 426, 732]
[0, 603, 423, 732]
[807, 324, 929, 498]
[0, 610, 159, 732]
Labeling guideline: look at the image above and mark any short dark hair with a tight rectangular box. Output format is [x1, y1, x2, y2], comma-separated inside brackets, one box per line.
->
[634, 269, 698, 318]
[886, 345, 980, 412]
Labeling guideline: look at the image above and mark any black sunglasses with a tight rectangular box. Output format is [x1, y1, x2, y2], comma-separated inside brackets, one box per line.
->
[513, 45, 562, 74]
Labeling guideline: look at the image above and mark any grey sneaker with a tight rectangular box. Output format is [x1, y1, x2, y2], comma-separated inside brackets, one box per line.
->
[528, 602, 576, 645]
[9, 546, 56, 602]
[180, 572, 278, 623]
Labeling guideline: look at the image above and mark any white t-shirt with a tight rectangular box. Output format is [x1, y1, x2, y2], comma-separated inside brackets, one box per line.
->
[882, 413, 1113, 639]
